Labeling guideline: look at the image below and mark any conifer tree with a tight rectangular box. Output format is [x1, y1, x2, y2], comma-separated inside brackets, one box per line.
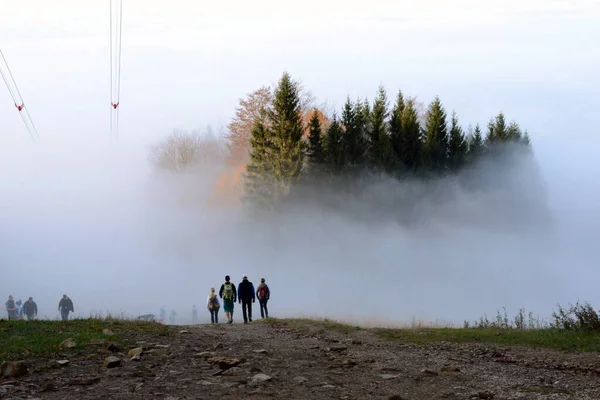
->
[324, 116, 345, 175]
[400, 98, 423, 172]
[341, 97, 366, 168]
[422, 96, 449, 172]
[447, 111, 468, 171]
[367, 86, 394, 171]
[268, 72, 305, 199]
[306, 108, 325, 166]
[389, 90, 405, 169]
[467, 124, 484, 160]
[244, 114, 275, 210]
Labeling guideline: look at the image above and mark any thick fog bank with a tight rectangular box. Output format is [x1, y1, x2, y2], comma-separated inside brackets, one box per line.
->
[0, 135, 597, 326]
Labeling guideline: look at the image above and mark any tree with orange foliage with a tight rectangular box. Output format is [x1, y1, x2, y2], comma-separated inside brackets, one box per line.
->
[226, 86, 273, 166]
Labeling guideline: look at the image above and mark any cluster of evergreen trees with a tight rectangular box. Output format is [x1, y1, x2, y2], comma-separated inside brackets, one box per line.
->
[244, 72, 532, 212]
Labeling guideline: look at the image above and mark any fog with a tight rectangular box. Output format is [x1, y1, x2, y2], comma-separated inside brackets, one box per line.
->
[1, 0, 599, 326]
[1, 125, 598, 326]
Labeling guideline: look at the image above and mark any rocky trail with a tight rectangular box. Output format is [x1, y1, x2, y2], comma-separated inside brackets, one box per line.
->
[1, 320, 600, 399]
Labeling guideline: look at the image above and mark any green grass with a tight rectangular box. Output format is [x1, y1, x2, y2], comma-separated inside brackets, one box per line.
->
[374, 327, 600, 352]
[262, 318, 600, 352]
[0, 318, 172, 362]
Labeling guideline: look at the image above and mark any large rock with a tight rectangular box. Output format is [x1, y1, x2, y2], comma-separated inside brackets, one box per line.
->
[207, 357, 242, 370]
[102, 328, 114, 336]
[103, 356, 122, 368]
[56, 360, 70, 367]
[0, 361, 28, 378]
[58, 339, 76, 350]
[128, 347, 144, 357]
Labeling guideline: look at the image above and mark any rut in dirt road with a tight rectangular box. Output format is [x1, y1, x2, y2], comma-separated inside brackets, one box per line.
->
[3, 321, 600, 400]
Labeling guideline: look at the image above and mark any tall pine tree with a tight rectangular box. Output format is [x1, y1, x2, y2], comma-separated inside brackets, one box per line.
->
[324, 116, 345, 175]
[467, 124, 484, 161]
[389, 90, 406, 170]
[367, 86, 394, 171]
[423, 96, 449, 172]
[244, 113, 275, 211]
[306, 108, 325, 166]
[447, 111, 468, 171]
[400, 98, 423, 173]
[268, 72, 305, 199]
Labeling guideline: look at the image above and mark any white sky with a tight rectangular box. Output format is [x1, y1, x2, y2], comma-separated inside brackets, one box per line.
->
[1, 0, 598, 148]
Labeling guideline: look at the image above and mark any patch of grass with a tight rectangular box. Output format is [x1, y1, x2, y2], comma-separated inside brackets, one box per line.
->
[0, 318, 171, 362]
[374, 327, 600, 352]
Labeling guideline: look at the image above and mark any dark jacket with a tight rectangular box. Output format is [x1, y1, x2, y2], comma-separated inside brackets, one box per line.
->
[23, 300, 38, 316]
[219, 282, 237, 302]
[256, 283, 270, 301]
[59, 297, 74, 312]
[237, 279, 255, 301]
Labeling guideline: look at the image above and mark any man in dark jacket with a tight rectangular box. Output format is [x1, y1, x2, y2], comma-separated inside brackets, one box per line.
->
[58, 294, 74, 321]
[23, 297, 38, 320]
[237, 274, 255, 323]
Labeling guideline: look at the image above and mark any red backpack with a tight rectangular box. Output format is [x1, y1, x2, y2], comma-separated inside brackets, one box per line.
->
[258, 285, 268, 299]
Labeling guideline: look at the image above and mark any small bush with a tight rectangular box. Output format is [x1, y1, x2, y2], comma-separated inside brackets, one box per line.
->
[552, 302, 600, 331]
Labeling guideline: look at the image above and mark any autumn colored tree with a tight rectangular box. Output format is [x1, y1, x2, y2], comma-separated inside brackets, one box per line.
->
[226, 86, 273, 166]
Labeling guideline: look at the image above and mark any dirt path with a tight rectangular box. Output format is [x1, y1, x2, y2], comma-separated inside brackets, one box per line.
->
[2, 320, 600, 399]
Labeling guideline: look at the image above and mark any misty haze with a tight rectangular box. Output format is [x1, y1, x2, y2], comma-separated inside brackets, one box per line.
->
[1, 0, 599, 329]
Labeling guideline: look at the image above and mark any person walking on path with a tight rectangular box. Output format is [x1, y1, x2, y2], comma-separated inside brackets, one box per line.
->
[237, 274, 255, 324]
[192, 305, 198, 324]
[207, 288, 220, 323]
[256, 278, 270, 319]
[23, 297, 38, 320]
[58, 294, 74, 321]
[219, 275, 237, 324]
[5, 295, 18, 320]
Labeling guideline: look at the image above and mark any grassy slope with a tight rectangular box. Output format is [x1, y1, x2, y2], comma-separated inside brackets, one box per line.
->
[262, 318, 600, 352]
[0, 318, 171, 362]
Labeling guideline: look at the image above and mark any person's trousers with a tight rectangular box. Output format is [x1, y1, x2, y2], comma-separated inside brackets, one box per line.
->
[259, 299, 269, 318]
[7, 313, 17, 321]
[61, 309, 70, 321]
[26, 314, 35, 321]
[241, 300, 252, 322]
[210, 309, 219, 323]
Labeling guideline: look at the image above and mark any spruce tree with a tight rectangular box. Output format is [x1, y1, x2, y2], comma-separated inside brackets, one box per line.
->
[422, 96, 449, 172]
[389, 90, 405, 169]
[306, 108, 325, 166]
[447, 111, 468, 171]
[244, 115, 275, 211]
[324, 116, 344, 175]
[268, 72, 304, 199]
[341, 97, 366, 168]
[400, 98, 423, 172]
[467, 124, 484, 160]
[367, 86, 394, 171]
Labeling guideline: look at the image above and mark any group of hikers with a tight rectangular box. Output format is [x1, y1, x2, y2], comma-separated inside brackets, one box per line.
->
[5, 277, 271, 325]
[205, 275, 271, 324]
[4, 294, 75, 321]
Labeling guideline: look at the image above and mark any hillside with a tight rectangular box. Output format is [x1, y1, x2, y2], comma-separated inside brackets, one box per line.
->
[1, 319, 600, 399]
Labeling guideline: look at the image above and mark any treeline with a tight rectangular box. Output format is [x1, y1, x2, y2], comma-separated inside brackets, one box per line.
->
[243, 72, 532, 213]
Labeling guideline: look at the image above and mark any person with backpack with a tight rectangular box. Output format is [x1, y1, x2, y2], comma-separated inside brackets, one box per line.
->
[219, 275, 237, 324]
[256, 278, 270, 319]
[206, 288, 220, 323]
[237, 274, 255, 324]
[23, 297, 38, 320]
[58, 294, 74, 321]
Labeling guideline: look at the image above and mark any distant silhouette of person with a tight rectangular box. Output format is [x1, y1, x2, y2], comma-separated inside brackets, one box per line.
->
[237, 274, 255, 324]
[58, 294, 74, 321]
[207, 288, 220, 324]
[219, 275, 237, 324]
[159, 306, 166, 323]
[169, 309, 177, 324]
[192, 305, 198, 324]
[15, 299, 23, 320]
[5, 295, 17, 320]
[23, 297, 38, 320]
[256, 278, 271, 319]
